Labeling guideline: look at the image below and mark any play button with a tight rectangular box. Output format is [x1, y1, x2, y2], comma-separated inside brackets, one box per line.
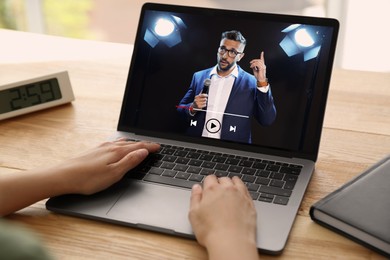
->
[205, 118, 221, 133]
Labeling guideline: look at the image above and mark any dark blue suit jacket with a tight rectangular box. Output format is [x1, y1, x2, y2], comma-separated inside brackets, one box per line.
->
[177, 66, 276, 143]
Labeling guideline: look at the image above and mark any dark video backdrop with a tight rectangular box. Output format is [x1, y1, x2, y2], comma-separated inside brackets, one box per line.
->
[120, 7, 336, 156]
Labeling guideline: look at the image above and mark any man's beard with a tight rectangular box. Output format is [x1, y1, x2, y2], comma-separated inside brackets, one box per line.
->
[217, 58, 235, 72]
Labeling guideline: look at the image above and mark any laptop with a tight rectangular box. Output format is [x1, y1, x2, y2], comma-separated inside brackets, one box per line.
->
[46, 3, 339, 254]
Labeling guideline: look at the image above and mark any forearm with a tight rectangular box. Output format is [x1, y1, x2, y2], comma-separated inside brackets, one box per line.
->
[206, 237, 259, 260]
[0, 166, 68, 216]
[0, 140, 159, 217]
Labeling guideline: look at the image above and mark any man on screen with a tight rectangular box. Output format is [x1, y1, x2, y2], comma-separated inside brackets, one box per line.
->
[177, 30, 276, 144]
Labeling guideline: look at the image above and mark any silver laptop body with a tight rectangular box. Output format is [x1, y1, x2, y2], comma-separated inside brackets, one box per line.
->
[47, 3, 339, 254]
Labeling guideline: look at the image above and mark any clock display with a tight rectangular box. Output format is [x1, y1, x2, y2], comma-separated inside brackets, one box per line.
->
[0, 78, 62, 114]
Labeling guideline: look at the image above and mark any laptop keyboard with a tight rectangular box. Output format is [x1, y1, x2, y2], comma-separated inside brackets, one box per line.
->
[126, 141, 302, 206]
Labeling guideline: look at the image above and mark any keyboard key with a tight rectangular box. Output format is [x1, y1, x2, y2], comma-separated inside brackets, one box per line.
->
[260, 193, 275, 200]
[188, 159, 203, 167]
[161, 148, 175, 155]
[143, 174, 195, 189]
[173, 164, 189, 172]
[228, 165, 243, 173]
[228, 172, 242, 179]
[274, 196, 289, 205]
[284, 174, 298, 182]
[215, 163, 229, 171]
[270, 179, 285, 188]
[201, 161, 216, 169]
[242, 168, 256, 175]
[262, 160, 275, 164]
[187, 152, 201, 159]
[252, 162, 267, 169]
[212, 156, 226, 163]
[163, 155, 177, 162]
[175, 157, 190, 164]
[200, 168, 214, 176]
[284, 181, 296, 190]
[215, 171, 228, 177]
[289, 164, 303, 169]
[149, 167, 164, 175]
[275, 162, 289, 167]
[242, 174, 256, 183]
[149, 160, 162, 167]
[176, 172, 191, 180]
[258, 196, 273, 203]
[225, 158, 240, 165]
[280, 166, 301, 175]
[255, 177, 270, 185]
[259, 186, 292, 197]
[148, 153, 164, 160]
[174, 150, 188, 157]
[136, 165, 151, 174]
[256, 170, 270, 178]
[199, 154, 213, 161]
[189, 174, 204, 182]
[239, 160, 253, 167]
[162, 170, 177, 177]
[266, 164, 281, 172]
[187, 166, 202, 174]
[270, 172, 284, 180]
[161, 162, 175, 170]
[247, 183, 260, 192]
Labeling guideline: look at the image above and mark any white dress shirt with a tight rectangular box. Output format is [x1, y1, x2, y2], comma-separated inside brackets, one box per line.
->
[201, 65, 238, 139]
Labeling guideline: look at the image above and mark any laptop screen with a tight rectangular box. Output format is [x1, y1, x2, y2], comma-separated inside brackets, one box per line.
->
[118, 3, 339, 161]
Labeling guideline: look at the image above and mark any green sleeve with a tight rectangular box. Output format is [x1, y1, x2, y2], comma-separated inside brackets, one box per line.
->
[0, 219, 53, 260]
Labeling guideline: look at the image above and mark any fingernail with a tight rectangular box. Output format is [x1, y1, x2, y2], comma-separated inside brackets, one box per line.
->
[137, 149, 148, 157]
[192, 184, 201, 191]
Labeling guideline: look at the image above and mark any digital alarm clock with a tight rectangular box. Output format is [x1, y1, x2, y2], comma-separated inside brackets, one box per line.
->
[0, 71, 75, 120]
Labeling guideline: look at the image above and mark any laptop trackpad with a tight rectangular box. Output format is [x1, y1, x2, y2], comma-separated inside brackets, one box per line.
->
[107, 181, 193, 235]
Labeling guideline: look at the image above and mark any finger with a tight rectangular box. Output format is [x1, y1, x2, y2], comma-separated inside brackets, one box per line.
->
[217, 176, 233, 186]
[112, 140, 137, 146]
[203, 174, 218, 190]
[111, 139, 156, 148]
[123, 141, 160, 153]
[189, 184, 203, 210]
[115, 137, 129, 142]
[260, 51, 265, 62]
[232, 176, 251, 199]
[107, 148, 149, 180]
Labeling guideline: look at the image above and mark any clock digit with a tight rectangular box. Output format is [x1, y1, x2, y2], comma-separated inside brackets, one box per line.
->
[9, 88, 22, 110]
[26, 84, 42, 105]
[40, 82, 55, 102]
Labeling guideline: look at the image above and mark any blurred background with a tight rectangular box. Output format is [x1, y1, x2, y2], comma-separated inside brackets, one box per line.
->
[1, 0, 389, 72]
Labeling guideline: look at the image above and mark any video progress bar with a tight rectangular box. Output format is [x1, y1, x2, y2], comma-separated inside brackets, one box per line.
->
[192, 108, 249, 119]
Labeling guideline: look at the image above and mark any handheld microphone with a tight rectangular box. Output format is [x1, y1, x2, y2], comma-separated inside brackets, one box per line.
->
[201, 79, 211, 94]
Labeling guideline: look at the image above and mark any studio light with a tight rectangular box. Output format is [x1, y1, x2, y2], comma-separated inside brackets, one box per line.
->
[144, 15, 187, 48]
[154, 18, 174, 37]
[294, 28, 314, 47]
[279, 24, 321, 61]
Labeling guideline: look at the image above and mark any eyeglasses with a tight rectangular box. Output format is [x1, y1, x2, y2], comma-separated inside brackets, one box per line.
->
[218, 46, 243, 58]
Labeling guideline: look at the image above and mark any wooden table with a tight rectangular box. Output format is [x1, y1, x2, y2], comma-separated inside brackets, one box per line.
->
[1, 29, 389, 259]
